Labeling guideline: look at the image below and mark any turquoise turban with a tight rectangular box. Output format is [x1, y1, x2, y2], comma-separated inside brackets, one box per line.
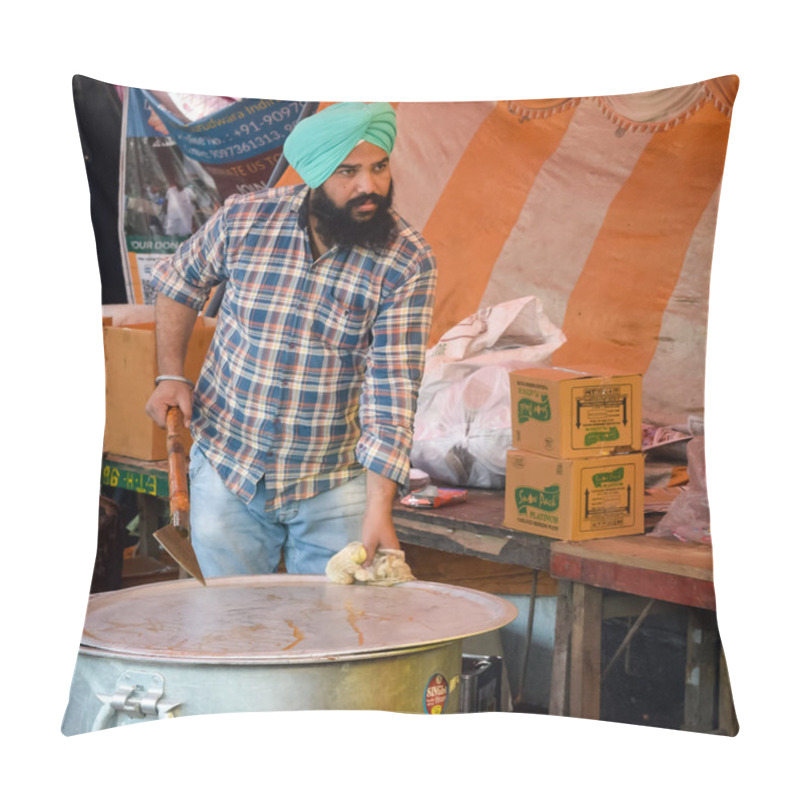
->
[283, 102, 397, 188]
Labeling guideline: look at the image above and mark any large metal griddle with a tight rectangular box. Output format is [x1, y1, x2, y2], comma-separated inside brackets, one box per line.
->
[79, 574, 518, 664]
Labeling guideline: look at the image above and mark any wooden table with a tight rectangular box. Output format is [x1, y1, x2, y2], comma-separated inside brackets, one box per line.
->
[394, 491, 736, 734]
[393, 489, 552, 571]
[547, 535, 736, 734]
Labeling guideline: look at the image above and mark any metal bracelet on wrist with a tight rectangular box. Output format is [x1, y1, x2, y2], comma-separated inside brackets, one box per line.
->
[154, 374, 195, 389]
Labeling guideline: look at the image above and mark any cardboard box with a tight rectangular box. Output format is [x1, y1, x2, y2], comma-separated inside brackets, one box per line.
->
[509, 365, 642, 458]
[101, 303, 156, 327]
[102, 312, 216, 460]
[504, 449, 645, 541]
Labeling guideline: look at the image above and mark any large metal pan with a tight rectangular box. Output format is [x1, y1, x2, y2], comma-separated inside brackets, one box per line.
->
[62, 575, 517, 734]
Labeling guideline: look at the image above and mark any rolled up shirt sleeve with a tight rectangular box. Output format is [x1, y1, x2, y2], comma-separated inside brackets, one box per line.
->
[150, 200, 231, 310]
[356, 245, 437, 492]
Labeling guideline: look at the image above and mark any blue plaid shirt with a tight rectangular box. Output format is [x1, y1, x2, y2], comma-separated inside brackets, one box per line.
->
[150, 184, 437, 509]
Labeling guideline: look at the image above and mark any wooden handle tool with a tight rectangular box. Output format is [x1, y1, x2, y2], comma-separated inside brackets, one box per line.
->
[153, 406, 206, 585]
[166, 406, 190, 532]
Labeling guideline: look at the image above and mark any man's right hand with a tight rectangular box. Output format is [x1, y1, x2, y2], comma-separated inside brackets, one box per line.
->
[145, 380, 193, 429]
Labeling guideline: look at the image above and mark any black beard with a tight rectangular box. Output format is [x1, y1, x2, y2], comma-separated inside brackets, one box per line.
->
[310, 182, 397, 251]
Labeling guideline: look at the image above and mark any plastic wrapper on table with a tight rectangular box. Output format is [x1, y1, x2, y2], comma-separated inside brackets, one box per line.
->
[649, 436, 710, 544]
[400, 486, 468, 508]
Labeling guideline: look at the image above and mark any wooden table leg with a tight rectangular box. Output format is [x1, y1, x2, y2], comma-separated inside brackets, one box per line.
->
[717, 645, 739, 736]
[569, 583, 603, 720]
[514, 570, 539, 707]
[684, 607, 719, 731]
[549, 580, 573, 716]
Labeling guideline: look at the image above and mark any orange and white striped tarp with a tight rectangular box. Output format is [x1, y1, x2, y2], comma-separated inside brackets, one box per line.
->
[280, 76, 738, 428]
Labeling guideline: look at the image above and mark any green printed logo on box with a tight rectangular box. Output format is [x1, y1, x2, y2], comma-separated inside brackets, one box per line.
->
[517, 395, 551, 423]
[515, 484, 560, 513]
[592, 466, 625, 488]
[584, 427, 620, 447]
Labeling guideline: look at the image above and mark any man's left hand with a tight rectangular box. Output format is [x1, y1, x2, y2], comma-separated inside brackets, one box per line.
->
[361, 471, 400, 565]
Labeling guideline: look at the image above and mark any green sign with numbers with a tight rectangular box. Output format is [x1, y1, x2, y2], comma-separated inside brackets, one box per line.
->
[101, 460, 169, 497]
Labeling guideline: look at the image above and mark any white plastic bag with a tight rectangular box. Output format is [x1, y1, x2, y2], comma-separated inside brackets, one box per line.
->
[421, 295, 566, 390]
[411, 296, 566, 488]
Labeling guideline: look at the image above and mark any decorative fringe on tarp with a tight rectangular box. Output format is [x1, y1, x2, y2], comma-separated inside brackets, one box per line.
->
[506, 97, 581, 121]
[703, 76, 738, 117]
[592, 95, 707, 133]
[507, 77, 737, 133]
[591, 78, 738, 134]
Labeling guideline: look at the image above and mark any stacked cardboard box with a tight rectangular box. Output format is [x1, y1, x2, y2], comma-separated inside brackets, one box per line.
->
[503, 365, 645, 541]
[102, 306, 216, 461]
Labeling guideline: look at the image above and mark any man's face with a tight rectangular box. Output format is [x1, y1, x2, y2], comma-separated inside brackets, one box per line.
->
[321, 140, 393, 217]
[309, 141, 396, 249]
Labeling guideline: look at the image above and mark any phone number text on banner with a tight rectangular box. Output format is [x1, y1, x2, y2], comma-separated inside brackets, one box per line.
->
[141, 93, 306, 165]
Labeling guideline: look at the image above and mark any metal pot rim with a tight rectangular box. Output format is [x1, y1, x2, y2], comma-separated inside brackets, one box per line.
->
[79, 575, 518, 663]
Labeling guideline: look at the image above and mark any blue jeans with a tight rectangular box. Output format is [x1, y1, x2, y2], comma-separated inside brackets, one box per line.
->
[188, 443, 367, 577]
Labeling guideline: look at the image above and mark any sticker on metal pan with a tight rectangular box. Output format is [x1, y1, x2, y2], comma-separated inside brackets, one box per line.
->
[423, 672, 450, 714]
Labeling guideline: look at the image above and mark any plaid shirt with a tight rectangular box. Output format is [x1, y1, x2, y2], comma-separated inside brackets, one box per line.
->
[150, 184, 437, 509]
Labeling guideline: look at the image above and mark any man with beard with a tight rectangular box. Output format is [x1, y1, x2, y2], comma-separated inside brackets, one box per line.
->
[145, 102, 437, 577]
